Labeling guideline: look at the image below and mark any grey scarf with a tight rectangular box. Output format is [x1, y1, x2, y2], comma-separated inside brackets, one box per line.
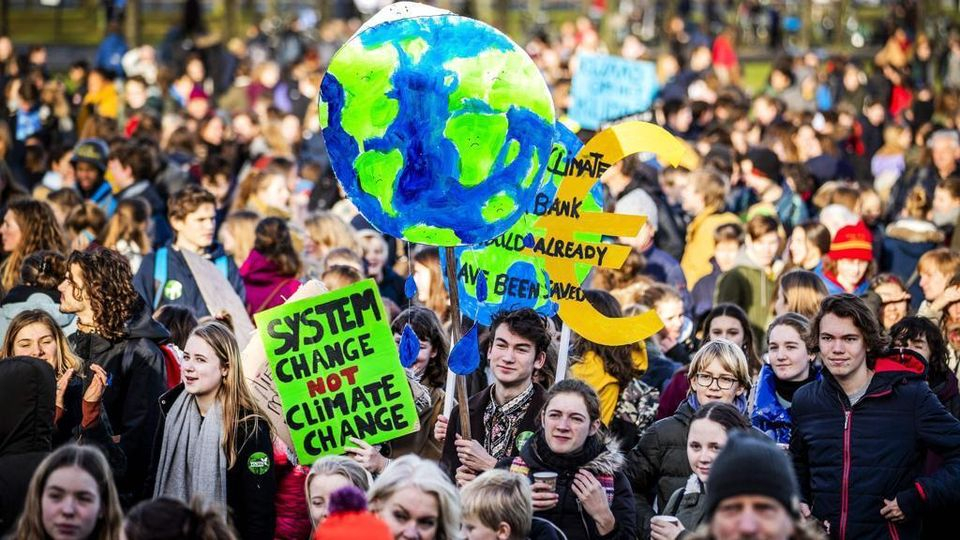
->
[153, 392, 227, 504]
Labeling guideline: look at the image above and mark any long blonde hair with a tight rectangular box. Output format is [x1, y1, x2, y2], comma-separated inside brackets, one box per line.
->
[14, 445, 124, 540]
[190, 321, 272, 467]
[2, 309, 82, 377]
[219, 210, 260, 268]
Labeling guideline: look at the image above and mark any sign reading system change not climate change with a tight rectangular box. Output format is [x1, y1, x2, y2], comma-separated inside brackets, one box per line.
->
[255, 279, 418, 464]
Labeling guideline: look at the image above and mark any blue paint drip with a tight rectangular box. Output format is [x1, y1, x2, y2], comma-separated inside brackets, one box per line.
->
[523, 233, 535, 248]
[398, 324, 420, 368]
[404, 274, 418, 300]
[321, 16, 554, 245]
[476, 272, 488, 303]
[448, 324, 480, 375]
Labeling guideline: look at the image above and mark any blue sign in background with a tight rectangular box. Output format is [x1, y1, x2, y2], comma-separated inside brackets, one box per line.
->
[568, 53, 660, 130]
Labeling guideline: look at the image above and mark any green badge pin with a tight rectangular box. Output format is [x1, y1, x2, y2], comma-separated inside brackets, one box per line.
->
[163, 280, 183, 300]
[247, 451, 270, 475]
[515, 430, 534, 451]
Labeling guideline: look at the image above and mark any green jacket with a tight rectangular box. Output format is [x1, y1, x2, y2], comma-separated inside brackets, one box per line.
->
[714, 252, 779, 345]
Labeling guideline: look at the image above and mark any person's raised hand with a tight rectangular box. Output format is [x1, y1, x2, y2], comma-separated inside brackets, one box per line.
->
[455, 435, 496, 471]
[454, 465, 477, 488]
[434, 414, 448, 443]
[344, 437, 388, 474]
[650, 517, 685, 540]
[530, 481, 559, 511]
[83, 364, 108, 403]
[56, 368, 75, 409]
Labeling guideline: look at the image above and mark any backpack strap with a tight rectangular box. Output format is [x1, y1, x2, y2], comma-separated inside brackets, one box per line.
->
[214, 254, 229, 278]
[152, 247, 168, 310]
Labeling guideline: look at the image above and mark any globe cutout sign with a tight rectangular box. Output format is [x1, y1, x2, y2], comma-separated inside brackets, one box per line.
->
[318, 2, 557, 246]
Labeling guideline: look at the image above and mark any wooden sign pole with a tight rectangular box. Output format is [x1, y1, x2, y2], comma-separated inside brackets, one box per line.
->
[443, 246, 471, 440]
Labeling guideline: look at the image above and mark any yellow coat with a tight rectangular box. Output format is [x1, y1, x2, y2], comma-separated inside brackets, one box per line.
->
[680, 206, 740, 288]
[570, 346, 649, 425]
[78, 82, 120, 134]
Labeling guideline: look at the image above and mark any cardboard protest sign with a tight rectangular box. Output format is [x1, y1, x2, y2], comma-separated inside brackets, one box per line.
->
[568, 53, 659, 131]
[319, 2, 556, 246]
[527, 121, 686, 346]
[254, 279, 418, 464]
[242, 280, 330, 450]
[444, 123, 603, 324]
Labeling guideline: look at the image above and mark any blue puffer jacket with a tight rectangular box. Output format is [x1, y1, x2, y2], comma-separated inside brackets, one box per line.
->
[790, 350, 960, 540]
[750, 364, 819, 445]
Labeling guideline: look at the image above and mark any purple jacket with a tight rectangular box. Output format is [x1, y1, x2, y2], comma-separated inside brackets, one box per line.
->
[239, 250, 300, 317]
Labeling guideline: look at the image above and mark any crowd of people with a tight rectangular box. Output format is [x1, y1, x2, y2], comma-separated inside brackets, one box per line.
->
[2, 2, 960, 540]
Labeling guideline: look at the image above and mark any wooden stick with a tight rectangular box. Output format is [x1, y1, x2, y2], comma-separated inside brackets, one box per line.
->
[443, 246, 471, 440]
[554, 321, 572, 384]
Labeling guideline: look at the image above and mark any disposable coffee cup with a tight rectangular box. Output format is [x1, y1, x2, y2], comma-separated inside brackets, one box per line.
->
[651, 516, 680, 526]
[532, 471, 558, 492]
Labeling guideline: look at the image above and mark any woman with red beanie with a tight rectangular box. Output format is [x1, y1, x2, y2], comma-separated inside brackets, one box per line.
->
[816, 221, 874, 296]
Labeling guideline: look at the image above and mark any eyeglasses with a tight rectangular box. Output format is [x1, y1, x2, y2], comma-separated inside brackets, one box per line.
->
[694, 372, 739, 390]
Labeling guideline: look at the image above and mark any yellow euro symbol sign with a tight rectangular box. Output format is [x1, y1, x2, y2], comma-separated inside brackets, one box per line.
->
[531, 121, 688, 346]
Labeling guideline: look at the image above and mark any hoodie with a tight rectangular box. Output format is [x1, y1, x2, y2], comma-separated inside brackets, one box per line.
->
[239, 249, 300, 316]
[883, 217, 945, 278]
[571, 349, 648, 426]
[0, 285, 76, 344]
[0, 357, 55, 534]
[69, 300, 169, 506]
[715, 250, 781, 344]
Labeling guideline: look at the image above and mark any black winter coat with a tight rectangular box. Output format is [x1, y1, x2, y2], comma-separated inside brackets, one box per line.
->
[0, 357, 54, 535]
[439, 383, 545, 480]
[790, 350, 960, 540]
[498, 435, 637, 540]
[69, 301, 170, 504]
[151, 384, 277, 540]
[625, 400, 695, 539]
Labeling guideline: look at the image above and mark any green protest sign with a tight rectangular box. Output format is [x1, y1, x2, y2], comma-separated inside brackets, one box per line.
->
[254, 279, 418, 464]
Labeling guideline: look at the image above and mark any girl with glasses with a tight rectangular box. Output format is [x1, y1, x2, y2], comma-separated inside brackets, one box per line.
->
[626, 340, 751, 538]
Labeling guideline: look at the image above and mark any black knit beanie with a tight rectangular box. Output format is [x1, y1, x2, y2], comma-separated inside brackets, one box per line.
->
[704, 432, 801, 519]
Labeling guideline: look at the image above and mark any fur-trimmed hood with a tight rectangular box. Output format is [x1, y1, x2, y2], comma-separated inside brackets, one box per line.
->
[515, 431, 627, 476]
[885, 218, 945, 244]
[582, 434, 626, 475]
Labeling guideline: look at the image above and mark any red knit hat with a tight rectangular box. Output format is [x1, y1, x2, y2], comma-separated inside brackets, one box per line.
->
[829, 221, 873, 262]
[314, 486, 392, 540]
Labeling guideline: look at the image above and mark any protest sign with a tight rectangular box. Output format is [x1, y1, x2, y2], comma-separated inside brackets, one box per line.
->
[254, 279, 418, 464]
[528, 121, 686, 346]
[444, 122, 602, 324]
[319, 3, 556, 246]
[242, 280, 330, 450]
[568, 53, 659, 131]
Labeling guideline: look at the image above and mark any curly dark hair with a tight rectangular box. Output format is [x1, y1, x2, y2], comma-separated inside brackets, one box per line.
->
[390, 306, 449, 390]
[67, 248, 142, 340]
[573, 290, 638, 388]
[808, 294, 890, 368]
[489, 307, 551, 359]
[890, 316, 950, 385]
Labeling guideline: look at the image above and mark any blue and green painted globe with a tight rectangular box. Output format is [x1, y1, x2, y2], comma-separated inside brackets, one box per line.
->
[319, 9, 556, 246]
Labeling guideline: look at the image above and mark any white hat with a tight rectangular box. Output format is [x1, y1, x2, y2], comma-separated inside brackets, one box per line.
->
[615, 189, 659, 231]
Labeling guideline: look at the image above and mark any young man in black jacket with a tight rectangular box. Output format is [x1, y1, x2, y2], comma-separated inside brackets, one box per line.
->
[434, 308, 550, 485]
[60, 248, 170, 506]
[790, 294, 960, 540]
